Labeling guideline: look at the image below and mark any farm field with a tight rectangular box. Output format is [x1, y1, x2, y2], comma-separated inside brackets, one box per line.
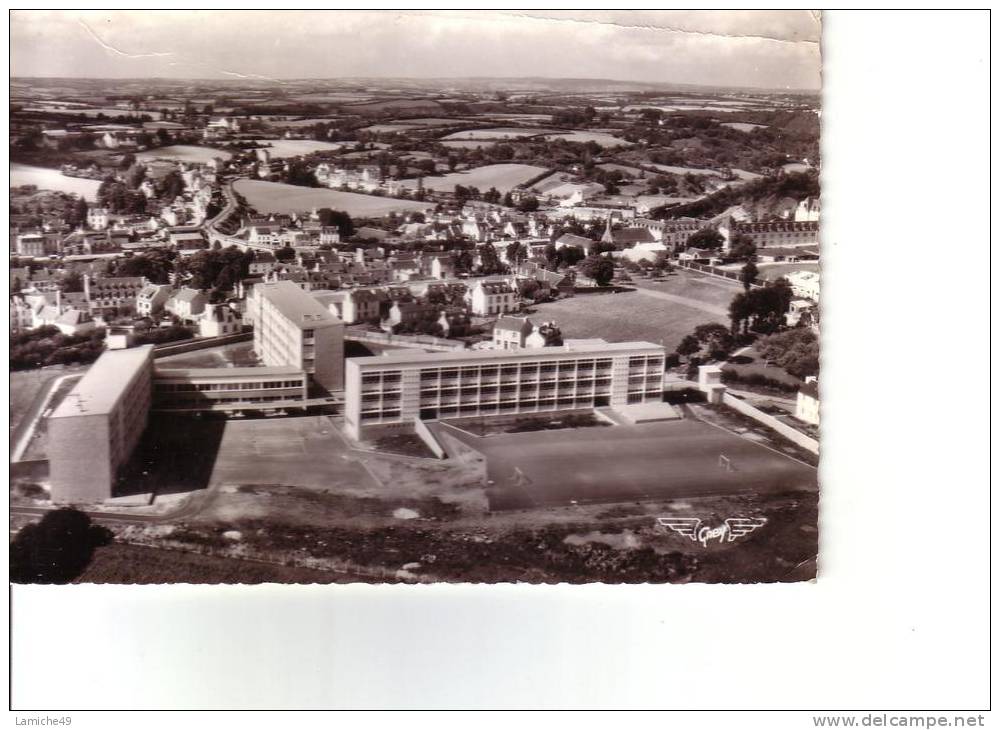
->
[249, 139, 349, 158]
[403, 163, 549, 193]
[442, 127, 553, 140]
[542, 131, 630, 147]
[136, 145, 231, 163]
[647, 162, 721, 177]
[24, 106, 163, 120]
[233, 179, 432, 217]
[10, 163, 101, 200]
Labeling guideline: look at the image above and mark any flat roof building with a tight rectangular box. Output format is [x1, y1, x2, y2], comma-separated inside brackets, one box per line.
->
[152, 366, 308, 413]
[344, 340, 666, 440]
[248, 280, 345, 391]
[48, 345, 156, 503]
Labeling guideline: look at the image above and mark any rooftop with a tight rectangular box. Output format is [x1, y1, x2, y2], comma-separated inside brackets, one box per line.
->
[255, 280, 342, 329]
[154, 365, 304, 380]
[50, 346, 155, 419]
[349, 340, 663, 368]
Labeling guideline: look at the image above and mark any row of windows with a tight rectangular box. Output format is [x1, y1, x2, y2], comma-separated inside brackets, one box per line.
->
[155, 380, 303, 392]
[156, 394, 299, 407]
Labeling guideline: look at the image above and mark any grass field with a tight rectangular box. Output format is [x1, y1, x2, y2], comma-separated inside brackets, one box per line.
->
[542, 131, 630, 147]
[10, 164, 101, 201]
[233, 179, 432, 216]
[528, 273, 737, 350]
[438, 417, 816, 511]
[404, 163, 549, 193]
[136, 145, 231, 163]
[443, 127, 554, 140]
[248, 139, 349, 158]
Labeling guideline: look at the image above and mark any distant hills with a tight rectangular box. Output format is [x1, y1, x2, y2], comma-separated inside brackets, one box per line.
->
[11, 76, 819, 96]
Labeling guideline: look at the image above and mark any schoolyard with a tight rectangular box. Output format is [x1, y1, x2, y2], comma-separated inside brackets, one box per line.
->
[436, 416, 817, 511]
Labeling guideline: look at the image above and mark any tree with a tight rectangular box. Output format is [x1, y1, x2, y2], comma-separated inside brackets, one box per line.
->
[116, 250, 175, 284]
[317, 208, 355, 237]
[517, 195, 540, 213]
[729, 291, 752, 335]
[60, 270, 84, 293]
[756, 328, 819, 379]
[729, 233, 756, 261]
[693, 322, 735, 359]
[275, 245, 297, 263]
[740, 261, 759, 291]
[686, 228, 724, 250]
[560, 246, 585, 268]
[580, 255, 614, 286]
[157, 170, 185, 201]
[505, 241, 526, 266]
[676, 334, 701, 360]
[10, 508, 113, 584]
[66, 197, 89, 228]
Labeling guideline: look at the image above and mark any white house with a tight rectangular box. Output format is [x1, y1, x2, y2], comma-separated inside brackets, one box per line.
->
[467, 279, 518, 317]
[198, 303, 241, 337]
[786, 270, 820, 301]
[795, 376, 819, 425]
[87, 208, 110, 231]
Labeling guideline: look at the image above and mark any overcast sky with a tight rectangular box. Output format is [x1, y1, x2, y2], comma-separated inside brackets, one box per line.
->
[10, 10, 821, 90]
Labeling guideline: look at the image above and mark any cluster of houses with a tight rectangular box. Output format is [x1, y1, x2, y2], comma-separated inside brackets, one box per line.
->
[10, 270, 242, 339]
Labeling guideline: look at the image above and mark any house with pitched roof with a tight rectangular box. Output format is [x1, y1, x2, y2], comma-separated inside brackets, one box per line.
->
[467, 279, 518, 316]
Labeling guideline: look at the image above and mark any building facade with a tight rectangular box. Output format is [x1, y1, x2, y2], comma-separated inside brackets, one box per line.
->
[47, 346, 156, 503]
[344, 341, 666, 440]
[249, 280, 345, 391]
[152, 366, 308, 413]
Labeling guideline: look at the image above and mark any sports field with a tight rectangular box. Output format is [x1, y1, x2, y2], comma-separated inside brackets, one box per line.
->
[233, 179, 433, 217]
[527, 272, 739, 350]
[437, 418, 816, 511]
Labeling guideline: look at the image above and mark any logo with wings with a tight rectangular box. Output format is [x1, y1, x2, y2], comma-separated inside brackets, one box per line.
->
[657, 517, 767, 547]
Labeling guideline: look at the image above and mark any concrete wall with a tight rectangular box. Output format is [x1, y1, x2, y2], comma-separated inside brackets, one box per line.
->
[49, 414, 112, 503]
[722, 393, 819, 455]
[413, 418, 447, 459]
[313, 320, 345, 391]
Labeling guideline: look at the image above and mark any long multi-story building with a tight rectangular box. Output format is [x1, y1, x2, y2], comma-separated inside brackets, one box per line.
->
[344, 341, 666, 440]
[248, 280, 345, 391]
[47, 345, 156, 503]
[721, 218, 819, 250]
